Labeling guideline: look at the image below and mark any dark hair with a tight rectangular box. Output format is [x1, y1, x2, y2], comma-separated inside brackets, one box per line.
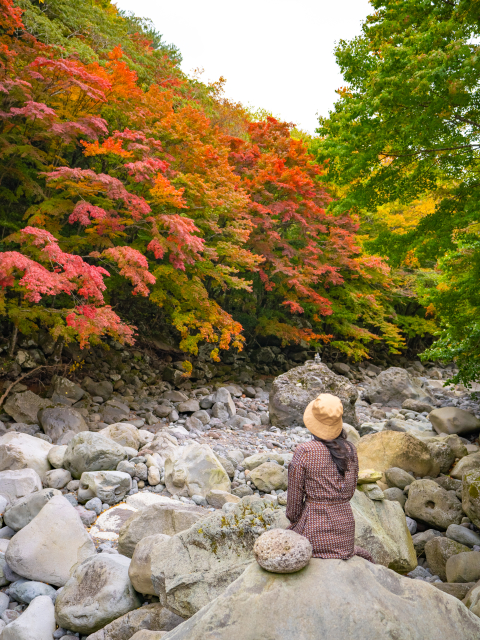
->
[313, 430, 352, 476]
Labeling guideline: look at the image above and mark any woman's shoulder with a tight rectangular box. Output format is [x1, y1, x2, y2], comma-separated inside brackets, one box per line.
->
[294, 440, 327, 456]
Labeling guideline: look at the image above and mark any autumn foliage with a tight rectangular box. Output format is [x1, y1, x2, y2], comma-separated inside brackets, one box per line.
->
[0, 0, 400, 360]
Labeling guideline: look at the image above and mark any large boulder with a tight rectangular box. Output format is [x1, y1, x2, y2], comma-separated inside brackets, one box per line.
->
[100, 423, 140, 450]
[3, 391, 52, 425]
[38, 406, 88, 442]
[158, 557, 480, 640]
[356, 431, 440, 477]
[129, 534, 172, 595]
[1, 595, 55, 640]
[118, 502, 204, 558]
[0, 469, 42, 505]
[84, 603, 183, 640]
[78, 470, 132, 505]
[63, 432, 127, 479]
[55, 554, 141, 634]
[150, 497, 289, 618]
[4, 487, 61, 531]
[269, 362, 358, 429]
[363, 367, 432, 408]
[164, 443, 230, 498]
[462, 470, 480, 528]
[49, 376, 85, 406]
[429, 407, 480, 436]
[6, 495, 96, 586]
[405, 479, 463, 530]
[0, 433, 53, 480]
[351, 490, 417, 572]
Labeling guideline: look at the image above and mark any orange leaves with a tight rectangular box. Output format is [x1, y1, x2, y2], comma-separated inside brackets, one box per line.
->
[0, 0, 23, 33]
[150, 174, 187, 209]
[81, 138, 133, 158]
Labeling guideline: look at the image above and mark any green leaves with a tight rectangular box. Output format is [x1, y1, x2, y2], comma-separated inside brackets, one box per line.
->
[316, 0, 480, 381]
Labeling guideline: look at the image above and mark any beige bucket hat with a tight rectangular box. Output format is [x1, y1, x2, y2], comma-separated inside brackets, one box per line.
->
[303, 393, 343, 439]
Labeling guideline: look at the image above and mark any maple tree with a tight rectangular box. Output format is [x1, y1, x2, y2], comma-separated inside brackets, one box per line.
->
[0, 0, 405, 361]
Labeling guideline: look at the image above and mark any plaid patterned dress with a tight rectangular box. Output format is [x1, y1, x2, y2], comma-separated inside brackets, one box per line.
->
[286, 439, 374, 562]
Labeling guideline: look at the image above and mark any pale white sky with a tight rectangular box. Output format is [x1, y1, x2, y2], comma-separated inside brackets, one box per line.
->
[115, 0, 372, 133]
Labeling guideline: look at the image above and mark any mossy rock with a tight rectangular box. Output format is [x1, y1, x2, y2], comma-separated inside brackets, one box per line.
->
[462, 471, 480, 528]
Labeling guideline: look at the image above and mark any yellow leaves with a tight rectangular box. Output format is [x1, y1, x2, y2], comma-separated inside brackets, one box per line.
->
[436, 282, 450, 292]
[181, 360, 193, 376]
[403, 249, 420, 268]
[374, 194, 437, 234]
[425, 303, 436, 317]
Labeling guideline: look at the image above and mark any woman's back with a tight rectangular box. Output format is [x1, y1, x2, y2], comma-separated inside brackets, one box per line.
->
[290, 439, 358, 504]
[286, 437, 360, 559]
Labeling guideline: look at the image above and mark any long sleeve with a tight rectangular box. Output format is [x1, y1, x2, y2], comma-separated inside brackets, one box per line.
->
[286, 449, 307, 526]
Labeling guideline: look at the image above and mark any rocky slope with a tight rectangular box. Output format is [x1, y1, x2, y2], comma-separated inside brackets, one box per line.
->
[0, 335, 479, 638]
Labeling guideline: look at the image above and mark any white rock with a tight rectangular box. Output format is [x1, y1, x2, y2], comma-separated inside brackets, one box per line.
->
[351, 490, 417, 572]
[148, 466, 161, 485]
[164, 443, 231, 498]
[129, 534, 172, 595]
[138, 430, 154, 447]
[1, 595, 55, 640]
[212, 388, 236, 417]
[343, 422, 360, 446]
[0, 469, 42, 505]
[89, 504, 137, 546]
[47, 445, 67, 469]
[0, 433, 52, 480]
[6, 495, 96, 586]
[100, 423, 140, 450]
[44, 468, 72, 489]
[159, 557, 480, 640]
[126, 494, 185, 510]
[4, 487, 61, 531]
[78, 471, 132, 505]
[55, 554, 141, 634]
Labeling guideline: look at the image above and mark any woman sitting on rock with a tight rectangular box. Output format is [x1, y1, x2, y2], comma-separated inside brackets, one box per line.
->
[286, 393, 374, 562]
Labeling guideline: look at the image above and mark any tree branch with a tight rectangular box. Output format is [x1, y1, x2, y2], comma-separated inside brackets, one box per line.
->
[0, 364, 62, 408]
[380, 144, 480, 158]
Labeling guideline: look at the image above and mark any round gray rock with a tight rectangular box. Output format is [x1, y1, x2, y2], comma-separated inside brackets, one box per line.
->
[253, 529, 312, 574]
[63, 432, 127, 479]
[446, 524, 480, 548]
[8, 579, 57, 603]
[38, 407, 88, 443]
